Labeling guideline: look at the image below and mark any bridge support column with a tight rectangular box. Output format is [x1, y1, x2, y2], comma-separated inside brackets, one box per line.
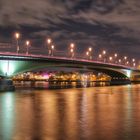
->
[0, 79, 15, 91]
[110, 77, 131, 85]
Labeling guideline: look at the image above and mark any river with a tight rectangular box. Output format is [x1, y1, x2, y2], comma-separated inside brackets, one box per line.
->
[0, 84, 140, 140]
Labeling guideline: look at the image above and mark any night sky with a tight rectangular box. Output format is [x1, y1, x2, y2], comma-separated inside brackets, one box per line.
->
[0, 0, 140, 59]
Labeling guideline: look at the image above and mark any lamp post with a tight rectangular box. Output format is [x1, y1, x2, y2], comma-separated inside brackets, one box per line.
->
[86, 51, 89, 59]
[51, 45, 55, 56]
[88, 47, 92, 60]
[132, 58, 135, 62]
[98, 54, 102, 61]
[123, 56, 127, 65]
[70, 43, 75, 58]
[133, 63, 136, 68]
[47, 38, 52, 56]
[25, 40, 30, 55]
[118, 59, 121, 64]
[114, 53, 118, 64]
[102, 50, 106, 63]
[15, 32, 20, 54]
[109, 56, 113, 63]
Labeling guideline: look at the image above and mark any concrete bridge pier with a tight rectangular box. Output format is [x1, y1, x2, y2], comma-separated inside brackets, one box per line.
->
[0, 78, 15, 91]
[110, 77, 131, 85]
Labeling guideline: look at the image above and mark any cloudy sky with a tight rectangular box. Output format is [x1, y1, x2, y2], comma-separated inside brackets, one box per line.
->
[0, 0, 140, 59]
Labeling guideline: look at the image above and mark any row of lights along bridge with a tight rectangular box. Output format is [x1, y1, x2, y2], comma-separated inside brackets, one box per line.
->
[14, 32, 136, 68]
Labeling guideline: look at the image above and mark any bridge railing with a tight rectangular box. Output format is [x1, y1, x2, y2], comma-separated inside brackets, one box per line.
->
[0, 42, 138, 70]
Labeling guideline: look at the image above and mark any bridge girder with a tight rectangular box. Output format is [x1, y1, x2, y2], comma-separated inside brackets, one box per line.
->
[0, 59, 134, 81]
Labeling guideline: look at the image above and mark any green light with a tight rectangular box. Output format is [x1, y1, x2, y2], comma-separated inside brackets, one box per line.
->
[125, 70, 131, 78]
[1, 60, 15, 76]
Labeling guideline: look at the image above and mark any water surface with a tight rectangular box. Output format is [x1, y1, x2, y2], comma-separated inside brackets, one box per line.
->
[1, 84, 140, 140]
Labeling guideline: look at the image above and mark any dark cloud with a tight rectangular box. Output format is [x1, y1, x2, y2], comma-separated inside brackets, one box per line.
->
[0, 0, 140, 59]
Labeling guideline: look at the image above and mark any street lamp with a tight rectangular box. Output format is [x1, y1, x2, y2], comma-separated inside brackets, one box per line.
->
[88, 47, 92, 52]
[15, 32, 20, 54]
[51, 45, 54, 56]
[132, 58, 135, 62]
[114, 53, 117, 58]
[70, 43, 75, 58]
[99, 54, 102, 59]
[118, 59, 121, 64]
[109, 57, 113, 63]
[25, 40, 30, 55]
[114, 53, 118, 64]
[124, 56, 127, 60]
[86, 51, 89, 59]
[133, 63, 136, 67]
[102, 50, 106, 62]
[70, 43, 75, 49]
[47, 38, 52, 44]
[126, 61, 129, 65]
[47, 38, 52, 56]
[103, 50, 106, 55]
[88, 47, 92, 60]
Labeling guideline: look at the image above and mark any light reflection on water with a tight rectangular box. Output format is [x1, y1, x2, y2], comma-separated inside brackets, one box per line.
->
[14, 81, 110, 89]
[1, 85, 140, 139]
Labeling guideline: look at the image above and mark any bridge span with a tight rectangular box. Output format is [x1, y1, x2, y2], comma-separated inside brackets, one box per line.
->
[0, 52, 140, 90]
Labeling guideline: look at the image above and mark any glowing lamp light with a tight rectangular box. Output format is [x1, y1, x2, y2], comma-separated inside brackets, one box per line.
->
[109, 57, 112, 61]
[126, 61, 129, 64]
[70, 43, 75, 48]
[70, 49, 74, 53]
[103, 50, 106, 55]
[15, 32, 20, 39]
[124, 56, 127, 60]
[47, 38, 52, 44]
[26, 40, 30, 46]
[132, 59, 135, 62]
[86, 51, 89, 56]
[51, 45, 54, 49]
[88, 47, 92, 52]
[133, 63, 136, 67]
[114, 53, 117, 57]
[99, 54, 102, 58]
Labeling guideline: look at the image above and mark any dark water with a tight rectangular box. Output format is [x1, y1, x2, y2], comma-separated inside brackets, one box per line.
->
[1, 84, 140, 140]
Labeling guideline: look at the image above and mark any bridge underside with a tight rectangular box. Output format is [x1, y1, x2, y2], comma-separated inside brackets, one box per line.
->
[0, 59, 133, 85]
